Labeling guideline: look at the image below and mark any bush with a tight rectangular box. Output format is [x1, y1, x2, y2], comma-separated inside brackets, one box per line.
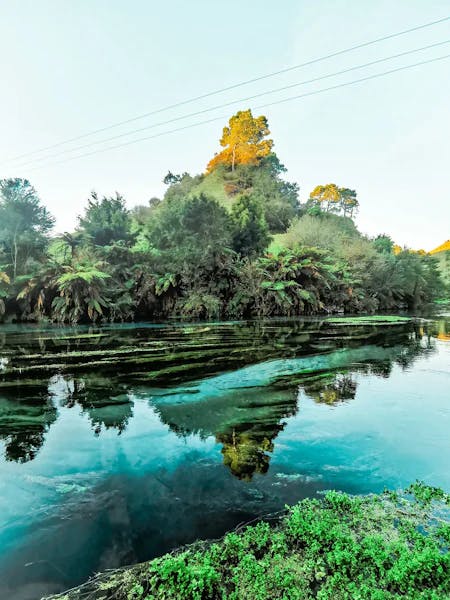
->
[46, 484, 450, 600]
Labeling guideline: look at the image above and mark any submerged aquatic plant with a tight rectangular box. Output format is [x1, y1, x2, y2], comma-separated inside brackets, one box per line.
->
[325, 315, 412, 325]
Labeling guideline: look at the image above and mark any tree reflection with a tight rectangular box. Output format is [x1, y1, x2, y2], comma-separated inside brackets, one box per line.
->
[56, 375, 133, 435]
[0, 317, 443, 465]
[301, 372, 357, 405]
[0, 383, 57, 462]
[431, 318, 450, 342]
[0, 374, 134, 462]
[156, 386, 299, 481]
[145, 327, 442, 479]
[218, 427, 280, 481]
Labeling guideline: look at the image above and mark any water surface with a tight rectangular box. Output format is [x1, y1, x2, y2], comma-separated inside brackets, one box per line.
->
[0, 317, 449, 599]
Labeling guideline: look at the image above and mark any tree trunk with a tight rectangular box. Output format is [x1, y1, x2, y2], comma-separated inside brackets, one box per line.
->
[13, 233, 18, 280]
[231, 145, 236, 172]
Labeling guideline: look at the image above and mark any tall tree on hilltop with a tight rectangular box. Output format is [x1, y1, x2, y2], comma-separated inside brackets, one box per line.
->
[207, 109, 273, 173]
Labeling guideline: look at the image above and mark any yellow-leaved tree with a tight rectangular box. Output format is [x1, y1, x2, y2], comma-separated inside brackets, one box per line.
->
[206, 109, 273, 173]
[309, 184, 359, 217]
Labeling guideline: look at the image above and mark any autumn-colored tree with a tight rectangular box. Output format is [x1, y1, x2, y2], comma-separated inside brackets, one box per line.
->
[206, 109, 273, 173]
[309, 184, 358, 217]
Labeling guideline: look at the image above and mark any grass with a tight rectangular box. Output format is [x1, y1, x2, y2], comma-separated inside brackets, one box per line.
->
[189, 172, 234, 210]
[45, 482, 450, 600]
[267, 233, 289, 254]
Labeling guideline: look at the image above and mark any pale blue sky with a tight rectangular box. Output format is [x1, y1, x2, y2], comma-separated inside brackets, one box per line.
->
[0, 0, 449, 250]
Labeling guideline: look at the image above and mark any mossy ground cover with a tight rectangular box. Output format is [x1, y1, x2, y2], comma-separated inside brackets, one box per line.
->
[46, 483, 450, 600]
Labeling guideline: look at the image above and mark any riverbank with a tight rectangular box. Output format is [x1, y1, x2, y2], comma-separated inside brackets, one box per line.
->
[44, 483, 450, 600]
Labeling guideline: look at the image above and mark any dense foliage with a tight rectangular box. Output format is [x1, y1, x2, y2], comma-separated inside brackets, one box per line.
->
[0, 112, 446, 324]
[45, 483, 450, 599]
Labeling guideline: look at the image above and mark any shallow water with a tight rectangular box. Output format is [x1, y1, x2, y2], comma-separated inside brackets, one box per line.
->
[0, 317, 449, 599]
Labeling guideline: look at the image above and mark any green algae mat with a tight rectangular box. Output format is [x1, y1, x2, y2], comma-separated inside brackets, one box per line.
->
[325, 315, 413, 325]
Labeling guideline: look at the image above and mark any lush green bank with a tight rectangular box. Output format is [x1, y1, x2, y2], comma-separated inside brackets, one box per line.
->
[1, 111, 447, 325]
[45, 483, 450, 600]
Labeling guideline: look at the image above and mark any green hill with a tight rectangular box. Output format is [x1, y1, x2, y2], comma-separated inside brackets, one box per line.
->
[430, 240, 450, 254]
[188, 171, 234, 209]
[430, 241, 450, 290]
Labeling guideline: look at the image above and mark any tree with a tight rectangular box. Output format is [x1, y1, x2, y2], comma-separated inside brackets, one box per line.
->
[373, 234, 395, 254]
[0, 270, 10, 317]
[163, 173, 203, 203]
[309, 184, 340, 213]
[207, 110, 273, 173]
[231, 193, 271, 257]
[163, 171, 188, 185]
[78, 192, 134, 246]
[239, 247, 339, 317]
[247, 160, 299, 232]
[146, 193, 233, 270]
[308, 184, 359, 217]
[0, 178, 54, 278]
[51, 261, 111, 323]
[339, 188, 358, 217]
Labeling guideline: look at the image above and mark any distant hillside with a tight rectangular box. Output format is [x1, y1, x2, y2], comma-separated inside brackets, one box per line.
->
[430, 240, 450, 290]
[430, 240, 450, 254]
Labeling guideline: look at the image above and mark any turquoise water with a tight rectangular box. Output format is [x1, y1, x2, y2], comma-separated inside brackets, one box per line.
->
[0, 317, 449, 599]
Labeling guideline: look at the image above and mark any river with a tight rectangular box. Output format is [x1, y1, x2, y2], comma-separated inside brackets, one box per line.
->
[0, 316, 448, 599]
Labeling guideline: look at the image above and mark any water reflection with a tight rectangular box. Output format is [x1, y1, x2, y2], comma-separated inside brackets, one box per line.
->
[0, 317, 444, 470]
[434, 318, 450, 341]
[55, 376, 133, 435]
[302, 372, 358, 405]
[0, 317, 448, 598]
[0, 393, 57, 463]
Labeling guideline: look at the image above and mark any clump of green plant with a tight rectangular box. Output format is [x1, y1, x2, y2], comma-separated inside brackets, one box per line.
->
[45, 483, 450, 600]
[326, 315, 412, 325]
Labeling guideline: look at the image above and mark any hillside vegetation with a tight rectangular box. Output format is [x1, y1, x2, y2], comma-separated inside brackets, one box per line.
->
[0, 109, 447, 324]
[430, 240, 450, 255]
[430, 242, 450, 290]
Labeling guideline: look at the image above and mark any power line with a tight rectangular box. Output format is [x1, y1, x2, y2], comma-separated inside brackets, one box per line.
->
[25, 52, 450, 173]
[12, 39, 450, 170]
[2, 15, 449, 165]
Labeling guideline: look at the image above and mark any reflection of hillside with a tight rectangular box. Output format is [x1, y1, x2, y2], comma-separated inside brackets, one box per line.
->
[0, 318, 441, 464]
[412, 318, 450, 344]
[156, 386, 298, 480]
[155, 334, 438, 478]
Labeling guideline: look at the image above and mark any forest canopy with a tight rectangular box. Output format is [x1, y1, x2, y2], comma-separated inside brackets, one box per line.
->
[0, 110, 446, 324]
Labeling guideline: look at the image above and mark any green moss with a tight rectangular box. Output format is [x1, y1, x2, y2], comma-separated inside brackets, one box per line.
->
[45, 484, 450, 600]
[325, 315, 412, 325]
